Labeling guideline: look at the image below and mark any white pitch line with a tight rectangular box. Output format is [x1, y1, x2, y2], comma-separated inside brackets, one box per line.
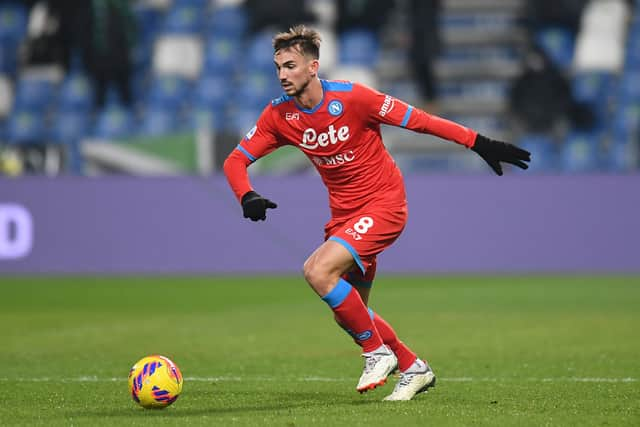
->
[0, 376, 636, 383]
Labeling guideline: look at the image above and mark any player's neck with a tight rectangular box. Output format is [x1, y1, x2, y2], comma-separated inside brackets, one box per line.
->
[294, 77, 323, 110]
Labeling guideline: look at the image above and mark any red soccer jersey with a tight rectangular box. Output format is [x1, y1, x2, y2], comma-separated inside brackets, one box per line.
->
[225, 80, 477, 220]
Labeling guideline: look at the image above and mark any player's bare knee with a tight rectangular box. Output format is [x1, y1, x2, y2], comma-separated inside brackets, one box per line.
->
[303, 259, 338, 295]
[302, 257, 322, 287]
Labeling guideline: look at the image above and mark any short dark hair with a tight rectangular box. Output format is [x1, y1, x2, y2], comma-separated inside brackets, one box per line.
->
[273, 25, 321, 59]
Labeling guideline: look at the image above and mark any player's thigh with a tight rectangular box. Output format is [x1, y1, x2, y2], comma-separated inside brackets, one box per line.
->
[303, 239, 356, 285]
[326, 208, 407, 275]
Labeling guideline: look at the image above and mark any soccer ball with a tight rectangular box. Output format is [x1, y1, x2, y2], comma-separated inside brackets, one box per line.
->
[128, 355, 183, 409]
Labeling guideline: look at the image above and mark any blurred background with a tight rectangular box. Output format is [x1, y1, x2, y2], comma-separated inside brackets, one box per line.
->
[0, 0, 638, 176]
[1, 4, 639, 420]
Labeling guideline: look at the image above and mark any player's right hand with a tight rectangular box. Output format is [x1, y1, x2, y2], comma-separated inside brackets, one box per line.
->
[241, 190, 278, 221]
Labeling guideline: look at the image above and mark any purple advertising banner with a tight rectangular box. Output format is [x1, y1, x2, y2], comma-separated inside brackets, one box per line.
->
[1, 174, 639, 274]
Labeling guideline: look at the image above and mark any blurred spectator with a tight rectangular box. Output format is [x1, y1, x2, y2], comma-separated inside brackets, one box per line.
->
[245, 0, 316, 34]
[522, 0, 589, 33]
[21, 0, 66, 69]
[45, 0, 86, 72]
[509, 45, 595, 135]
[335, 0, 394, 35]
[81, 0, 136, 109]
[407, 0, 440, 104]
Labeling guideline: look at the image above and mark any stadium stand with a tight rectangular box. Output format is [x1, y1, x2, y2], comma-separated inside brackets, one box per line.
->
[515, 133, 558, 173]
[0, 74, 14, 118]
[92, 104, 136, 140]
[7, 107, 45, 144]
[0, 0, 638, 176]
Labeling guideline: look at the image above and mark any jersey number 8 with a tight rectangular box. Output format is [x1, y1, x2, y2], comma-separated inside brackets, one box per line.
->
[353, 217, 374, 234]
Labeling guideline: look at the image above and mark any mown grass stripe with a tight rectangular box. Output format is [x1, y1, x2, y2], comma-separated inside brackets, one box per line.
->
[0, 376, 636, 383]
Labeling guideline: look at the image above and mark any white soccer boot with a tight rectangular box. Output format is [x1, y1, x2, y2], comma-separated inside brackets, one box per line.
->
[383, 359, 436, 401]
[356, 345, 398, 393]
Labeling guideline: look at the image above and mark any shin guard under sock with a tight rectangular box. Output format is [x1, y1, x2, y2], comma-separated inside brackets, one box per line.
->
[322, 279, 383, 352]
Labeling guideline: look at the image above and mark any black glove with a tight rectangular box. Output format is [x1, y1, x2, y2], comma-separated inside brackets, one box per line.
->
[471, 134, 531, 176]
[241, 191, 277, 221]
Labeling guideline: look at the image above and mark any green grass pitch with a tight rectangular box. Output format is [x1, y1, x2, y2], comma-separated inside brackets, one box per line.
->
[1, 276, 639, 426]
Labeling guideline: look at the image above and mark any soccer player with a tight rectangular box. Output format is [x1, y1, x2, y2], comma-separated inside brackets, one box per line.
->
[223, 25, 530, 401]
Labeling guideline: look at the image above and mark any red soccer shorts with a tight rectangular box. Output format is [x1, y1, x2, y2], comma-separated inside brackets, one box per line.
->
[325, 205, 408, 278]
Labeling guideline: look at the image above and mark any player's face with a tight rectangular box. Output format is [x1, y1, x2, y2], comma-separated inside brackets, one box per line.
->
[274, 47, 318, 97]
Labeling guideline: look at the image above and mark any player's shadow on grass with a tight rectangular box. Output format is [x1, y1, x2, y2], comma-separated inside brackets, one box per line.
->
[75, 390, 381, 418]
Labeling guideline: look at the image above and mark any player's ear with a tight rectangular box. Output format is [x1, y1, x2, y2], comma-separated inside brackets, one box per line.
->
[309, 59, 319, 76]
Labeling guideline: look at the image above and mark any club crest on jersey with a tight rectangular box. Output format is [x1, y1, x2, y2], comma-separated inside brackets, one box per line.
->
[244, 125, 257, 141]
[327, 100, 344, 116]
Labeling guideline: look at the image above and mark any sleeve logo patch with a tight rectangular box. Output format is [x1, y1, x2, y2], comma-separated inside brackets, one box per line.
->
[244, 125, 257, 140]
[378, 95, 395, 117]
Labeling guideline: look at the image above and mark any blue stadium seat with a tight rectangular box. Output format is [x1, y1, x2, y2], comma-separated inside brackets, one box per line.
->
[228, 108, 262, 135]
[338, 30, 379, 66]
[441, 45, 519, 64]
[7, 108, 45, 144]
[13, 77, 57, 113]
[92, 105, 135, 140]
[612, 100, 640, 134]
[624, 32, 640, 71]
[535, 27, 575, 71]
[203, 35, 241, 76]
[617, 70, 640, 101]
[246, 31, 277, 72]
[445, 114, 507, 136]
[0, 38, 18, 74]
[163, 5, 205, 34]
[607, 89, 639, 172]
[172, 0, 209, 8]
[58, 73, 93, 111]
[516, 133, 558, 173]
[193, 74, 228, 110]
[437, 80, 508, 104]
[559, 131, 602, 173]
[131, 3, 161, 68]
[208, 6, 248, 38]
[0, 2, 27, 41]
[572, 72, 616, 106]
[147, 75, 191, 111]
[236, 71, 281, 110]
[0, 119, 6, 142]
[132, 31, 155, 71]
[571, 71, 617, 126]
[132, 2, 163, 33]
[394, 152, 453, 174]
[138, 107, 180, 136]
[608, 101, 640, 171]
[48, 110, 90, 144]
[440, 12, 518, 34]
[190, 105, 224, 131]
[382, 81, 422, 106]
[607, 130, 638, 172]
[130, 72, 149, 104]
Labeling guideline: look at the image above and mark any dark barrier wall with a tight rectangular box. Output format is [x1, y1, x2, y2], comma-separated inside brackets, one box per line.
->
[1, 175, 639, 274]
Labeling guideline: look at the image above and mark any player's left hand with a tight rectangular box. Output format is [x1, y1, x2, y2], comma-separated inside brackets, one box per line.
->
[471, 134, 531, 176]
